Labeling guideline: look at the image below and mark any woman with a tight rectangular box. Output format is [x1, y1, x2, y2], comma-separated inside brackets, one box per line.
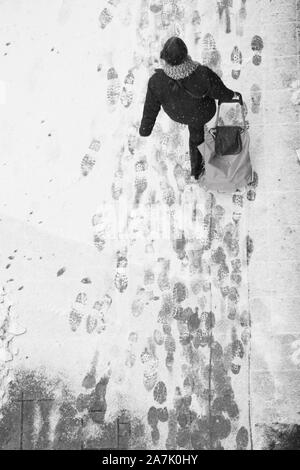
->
[139, 37, 241, 180]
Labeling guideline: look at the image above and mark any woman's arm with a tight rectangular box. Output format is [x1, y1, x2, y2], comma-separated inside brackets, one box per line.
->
[205, 66, 237, 103]
[139, 78, 161, 137]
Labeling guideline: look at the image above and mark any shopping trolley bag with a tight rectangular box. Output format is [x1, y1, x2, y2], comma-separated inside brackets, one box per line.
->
[198, 97, 253, 192]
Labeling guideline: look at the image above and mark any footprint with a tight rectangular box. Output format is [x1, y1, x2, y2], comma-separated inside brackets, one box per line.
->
[217, 0, 232, 34]
[93, 232, 106, 252]
[76, 292, 87, 304]
[246, 171, 258, 201]
[120, 69, 135, 108]
[153, 381, 167, 404]
[81, 154, 96, 176]
[157, 407, 168, 422]
[172, 231, 187, 260]
[247, 188, 256, 201]
[202, 33, 222, 76]
[98, 7, 113, 29]
[106, 67, 120, 109]
[173, 282, 188, 303]
[236, 0, 247, 36]
[183, 374, 195, 396]
[69, 292, 89, 332]
[134, 158, 148, 206]
[92, 210, 108, 253]
[240, 0, 247, 20]
[240, 310, 250, 328]
[232, 193, 243, 208]
[111, 170, 123, 200]
[157, 258, 171, 291]
[127, 129, 139, 156]
[191, 10, 201, 44]
[68, 307, 82, 332]
[251, 35, 264, 66]
[125, 331, 138, 367]
[204, 213, 219, 248]
[153, 329, 164, 345]
[165, 409, 178, 449]
[125, 350, 136, 368]
[218, 262, 230, 283]
[232, 192, 244, 224]
[131, 287, 147, 317]
[246, 235, 254, 265]
[125, 338, 138, 368]
[142, 347, 158, 391]
[173, 163, 186, 193]
[80, 138, 100, 176]
[89, 139, 101, 152]
[138, 0, 150, 30]
[190, 279, 202, 295]
[147, 406, 160, 443]
[211, 246, 226, 265]
[155, 148, 169, 176]
[241, 327, 251, 345]
[198, 311, 216, 347]
[248, 170, 258, 189]
[223, 223, 239, 258]
[69, 292, 87, 332]
[93, 294, 111, 334]
[230, 339, 244, 374]
[111, 145, 124, 200]
[114, 248, 128, 293]
[230, 259, 242, 285]
[177, 317, 192, 346]
[98, 0, 120, 29]
[86, 312, 97, 334]
[160, 0, 173, 28]
[141, 347, 153, 364]
[188, 249, 204, 274]
[236, 426, 249, 450]
[187, 308, 200, 333]
[149, 0, 163, 14]
[228, 286, 239, 304]
[231, 46, 242, 80]
[164, 332, 176, 370]
[250, 84, 262, 114]
[158, 293, 174, 324]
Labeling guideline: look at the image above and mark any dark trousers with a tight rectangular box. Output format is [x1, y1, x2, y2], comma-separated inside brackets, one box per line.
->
[188, 125, 205, 176]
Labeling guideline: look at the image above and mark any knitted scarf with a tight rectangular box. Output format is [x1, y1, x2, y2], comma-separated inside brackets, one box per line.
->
[162, 55, 200, 80]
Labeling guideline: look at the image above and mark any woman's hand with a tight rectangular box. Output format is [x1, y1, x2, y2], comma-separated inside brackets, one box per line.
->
[233, 92, 243, 104]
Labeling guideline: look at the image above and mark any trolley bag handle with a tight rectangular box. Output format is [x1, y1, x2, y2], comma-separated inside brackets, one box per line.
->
[218, 93, 244, 106]
[210, 94, 247, 140]
[209, 94, 247, 156]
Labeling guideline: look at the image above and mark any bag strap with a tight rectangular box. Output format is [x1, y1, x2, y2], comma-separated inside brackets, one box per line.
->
[175, 79, 207, 100]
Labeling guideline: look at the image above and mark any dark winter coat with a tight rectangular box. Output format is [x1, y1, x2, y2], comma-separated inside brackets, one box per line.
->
[139, 64, 234, 136]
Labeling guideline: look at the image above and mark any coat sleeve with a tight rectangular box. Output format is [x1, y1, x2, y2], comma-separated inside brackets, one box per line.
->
[205, 66, 234, 103]
[139, 77, 161, 137]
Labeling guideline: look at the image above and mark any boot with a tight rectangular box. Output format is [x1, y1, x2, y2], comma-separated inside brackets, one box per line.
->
[190, 146, 205, 180]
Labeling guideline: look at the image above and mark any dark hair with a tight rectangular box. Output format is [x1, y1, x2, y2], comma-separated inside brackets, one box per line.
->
[160, 36, 188, 66]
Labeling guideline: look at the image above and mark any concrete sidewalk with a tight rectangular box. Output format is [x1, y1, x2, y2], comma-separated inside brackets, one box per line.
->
[0, 0, 299, 450]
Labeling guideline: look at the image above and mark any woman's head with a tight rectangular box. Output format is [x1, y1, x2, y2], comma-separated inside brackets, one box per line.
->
[160, 37, 188, 66]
